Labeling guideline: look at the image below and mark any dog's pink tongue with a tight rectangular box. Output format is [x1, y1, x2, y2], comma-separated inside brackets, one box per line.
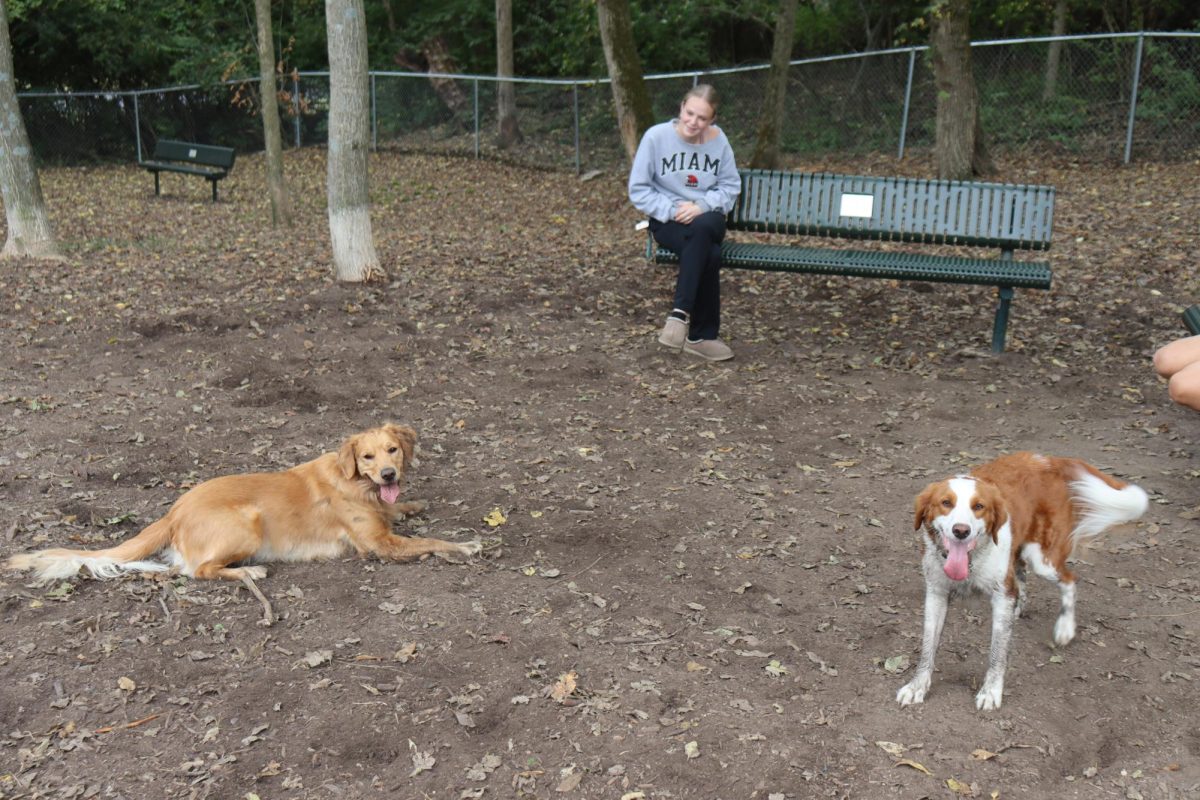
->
[380, 484, 401, 504]
[943, 538, 971, 581]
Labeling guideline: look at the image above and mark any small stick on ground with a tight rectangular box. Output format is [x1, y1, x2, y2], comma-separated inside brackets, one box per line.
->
[241, 573, 274, 626]
[95, 713, 161, 734]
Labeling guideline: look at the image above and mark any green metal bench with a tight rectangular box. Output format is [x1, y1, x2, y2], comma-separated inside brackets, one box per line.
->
[647, 169, 1055, 352]
[1184, 304, 1200, 336]
[139, 139, 236, 202]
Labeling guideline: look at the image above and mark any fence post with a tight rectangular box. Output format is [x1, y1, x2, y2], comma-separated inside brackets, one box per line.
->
[293, 75, 301, 148]
[898, 48, 916, 160]
[573, 83, 581, 175]
[133, 92, 142, 161]
[474, 78, 480, 159]
[1123, 32, 1145, 164]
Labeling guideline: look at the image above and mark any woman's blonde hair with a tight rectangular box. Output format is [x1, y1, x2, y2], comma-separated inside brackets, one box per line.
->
[681, 83, 719, 115]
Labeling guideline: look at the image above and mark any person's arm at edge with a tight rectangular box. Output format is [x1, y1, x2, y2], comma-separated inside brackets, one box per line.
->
[628, 129, 675, 223]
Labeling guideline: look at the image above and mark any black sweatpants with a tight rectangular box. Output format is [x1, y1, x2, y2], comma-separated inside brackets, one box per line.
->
[649, 211, 726, 341]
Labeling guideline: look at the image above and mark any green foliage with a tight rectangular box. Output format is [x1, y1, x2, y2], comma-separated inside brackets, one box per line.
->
[1136, 40, 1200, 133]
[6, 0, 1200, 93]
[8, 0, 251, 89]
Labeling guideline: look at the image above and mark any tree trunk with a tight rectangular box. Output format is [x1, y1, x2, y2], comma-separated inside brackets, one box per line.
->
[325, 0, 381, 282]
[380, 0, 397, 32]
[596, 0, 654, 161]
[1043, 0, 1068, 101]
[423, 37, 470, 117]
[495, 0, 522, 148]
[930, 0, 992, 179]
[749, 0, 799, 169]
[255, 0, 293, 227]
[0, 0, 61, 260]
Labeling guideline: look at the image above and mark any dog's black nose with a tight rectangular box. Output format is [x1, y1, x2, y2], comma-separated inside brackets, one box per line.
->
[380, 467, 397, 482]
[951, 523, 971, 540]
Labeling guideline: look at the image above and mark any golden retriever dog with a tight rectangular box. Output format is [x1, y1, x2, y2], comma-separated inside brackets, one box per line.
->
[6, 423, 480, 584]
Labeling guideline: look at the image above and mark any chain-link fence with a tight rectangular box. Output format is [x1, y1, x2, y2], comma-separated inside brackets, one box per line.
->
[17, 31, 1200, 171]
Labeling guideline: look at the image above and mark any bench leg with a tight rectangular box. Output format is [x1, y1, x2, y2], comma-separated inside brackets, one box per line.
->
[991, 287, 1015, 353]
[154, 172, 160, 196]
[210, 179, 218, 203]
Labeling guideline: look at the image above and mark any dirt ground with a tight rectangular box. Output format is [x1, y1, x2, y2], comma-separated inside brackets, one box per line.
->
[1, 147, 1198, 800]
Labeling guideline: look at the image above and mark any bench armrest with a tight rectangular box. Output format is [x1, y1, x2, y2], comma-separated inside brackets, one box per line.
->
[1184, 304, 1200, 336]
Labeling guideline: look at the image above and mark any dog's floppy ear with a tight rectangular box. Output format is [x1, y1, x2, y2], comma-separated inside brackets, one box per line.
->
[979, 482, 1007, 544]
[913, 483, 938, 531]
[337, 435, 359, 480]
[384, 423, 418, 466]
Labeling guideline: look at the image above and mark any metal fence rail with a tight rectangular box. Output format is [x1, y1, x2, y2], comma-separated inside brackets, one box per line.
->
[17, 32, 1200, 172]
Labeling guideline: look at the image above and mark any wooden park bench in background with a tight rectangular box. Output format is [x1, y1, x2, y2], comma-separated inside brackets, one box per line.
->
[646, 170, 1056, 352]
[139, 139, 236, 202]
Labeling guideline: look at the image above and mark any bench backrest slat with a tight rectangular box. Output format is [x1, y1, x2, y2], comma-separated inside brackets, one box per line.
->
[730, 169, 1054, 250]
[152, 139, 236, 170]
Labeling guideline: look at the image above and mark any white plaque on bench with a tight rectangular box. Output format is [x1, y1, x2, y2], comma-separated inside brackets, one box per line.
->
[839, 193, 874, 218]
[188, 148, 198, 158]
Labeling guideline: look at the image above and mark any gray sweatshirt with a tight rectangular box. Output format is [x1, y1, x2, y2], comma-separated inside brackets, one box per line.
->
[628, 120, 741, 223]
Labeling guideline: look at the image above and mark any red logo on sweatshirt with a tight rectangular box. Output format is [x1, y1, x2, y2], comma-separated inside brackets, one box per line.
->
[686, 174, 698, 188]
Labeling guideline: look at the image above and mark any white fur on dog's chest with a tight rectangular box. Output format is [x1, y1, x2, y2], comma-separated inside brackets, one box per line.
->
[922, 519, 1013, 594]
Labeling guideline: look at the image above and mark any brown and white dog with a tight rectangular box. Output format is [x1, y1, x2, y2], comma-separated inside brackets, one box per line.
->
[897, 452, 1147, 710]
[6, 423, 480, 584]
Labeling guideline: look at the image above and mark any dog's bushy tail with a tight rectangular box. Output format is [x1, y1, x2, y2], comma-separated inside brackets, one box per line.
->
[5, 517, 174, 584]
[1068, 469, 1149, 542]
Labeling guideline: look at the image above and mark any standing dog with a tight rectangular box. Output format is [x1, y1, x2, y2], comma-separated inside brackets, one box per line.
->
[897, 452, 1147, 710]
[6, 423, 480, 583]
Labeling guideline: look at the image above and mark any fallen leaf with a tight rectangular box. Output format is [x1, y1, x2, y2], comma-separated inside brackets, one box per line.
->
[409, 742, 436, 777]
[684, 741, 700, 759]
[946, 777, 974, 795]
[556, 769, 583, 792]
[895, 758, 933, 775]
[884, 655, 910, 674]
[972, 748, 998, 761]
[765, 660, 788, 677]
[303, 650, 332, 668]
[117, 676, 136, 692]
[484, 508, 507, 527]
[876, 741, 905, 757]
[550, 671, 578, 703]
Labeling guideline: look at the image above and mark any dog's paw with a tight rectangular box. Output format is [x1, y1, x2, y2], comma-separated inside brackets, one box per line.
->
[896, 675, 930, 706]
[241, 566, 269, 580]
[434, 540, 482, 562]
[975, 680, 1004, 711]
[1053, 614, 1076, 646]
[395, 500, 428, 516]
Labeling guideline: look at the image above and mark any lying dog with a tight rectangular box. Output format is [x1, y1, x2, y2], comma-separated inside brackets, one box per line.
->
[6, 423, 480, 584]
[897, 452, 1147, 710]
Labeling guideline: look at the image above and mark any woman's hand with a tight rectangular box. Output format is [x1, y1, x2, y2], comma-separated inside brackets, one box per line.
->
[673, 201, 703, 225]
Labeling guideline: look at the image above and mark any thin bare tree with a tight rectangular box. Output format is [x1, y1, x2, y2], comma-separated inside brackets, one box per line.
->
[254, 0, 293, 227]
[750, 0, 799, 169]
[496, 0, 522, 148]
[930, 0, 993, 179]
[325, 0, 381, 281]
[1043, 0, 1069, 100]
[0, 0, 61, 260]
[596, 0, 654, 161]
